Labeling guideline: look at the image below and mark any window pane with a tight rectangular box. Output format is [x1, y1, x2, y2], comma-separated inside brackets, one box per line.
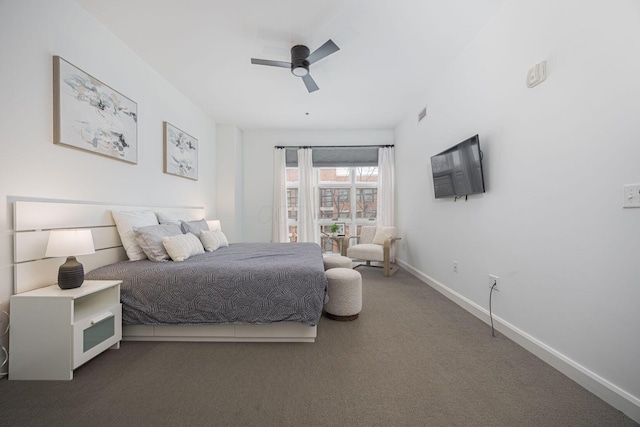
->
[286, 168, 298, 182]
[319, 225, 341, 254]
[287, 188, 298, 220]
[319, 168, 350, 183]
[288, 225, 297, 243]
[355, 188, 377, 219]
[319, 188, 351, 219]
[355, 167, 378, 183]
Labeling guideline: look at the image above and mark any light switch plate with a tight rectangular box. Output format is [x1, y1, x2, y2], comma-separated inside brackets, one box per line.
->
[623, 184, 640, 208]
[527, 61, 547, 88]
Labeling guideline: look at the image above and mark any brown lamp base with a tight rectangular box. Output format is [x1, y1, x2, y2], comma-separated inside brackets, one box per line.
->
[57, 256, 84, 289]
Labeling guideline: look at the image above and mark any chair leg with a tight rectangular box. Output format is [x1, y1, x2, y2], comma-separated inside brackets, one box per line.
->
[383, 239, 399, 277]
[383, 263, 398, 277]
[383, 241, 391, 276]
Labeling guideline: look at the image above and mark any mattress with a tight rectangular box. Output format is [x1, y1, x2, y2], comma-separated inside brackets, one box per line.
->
[85, 242, 327, 326]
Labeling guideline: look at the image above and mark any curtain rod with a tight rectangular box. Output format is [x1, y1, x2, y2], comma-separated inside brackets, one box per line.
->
[274, 144, 394, 149]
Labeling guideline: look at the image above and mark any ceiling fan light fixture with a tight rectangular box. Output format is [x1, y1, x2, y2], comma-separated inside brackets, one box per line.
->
[292, 65, 308, 77]
[290, 45, 310, 77]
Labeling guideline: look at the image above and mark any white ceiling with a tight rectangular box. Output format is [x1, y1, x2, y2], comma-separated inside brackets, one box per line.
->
[75, 0, 507, 130]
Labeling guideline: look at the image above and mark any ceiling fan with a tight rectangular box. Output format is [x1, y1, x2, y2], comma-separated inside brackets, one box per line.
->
[251, 39, 340, 93]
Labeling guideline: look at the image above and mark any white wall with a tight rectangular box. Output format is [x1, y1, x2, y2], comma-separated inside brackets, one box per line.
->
[395, 0, 640, 419]
[216, 124, 244, 243]
[0, 0, 217, 373]
[242, 129, 394, 242]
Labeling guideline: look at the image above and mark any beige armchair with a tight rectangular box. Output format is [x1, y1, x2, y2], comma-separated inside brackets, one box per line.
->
[344, 226, 401, 277]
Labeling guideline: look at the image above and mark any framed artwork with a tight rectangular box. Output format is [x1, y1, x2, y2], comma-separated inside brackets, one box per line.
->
[335, 223, 346, 236]
[163, 122, 198, 180]
[53, 56, 138, 163]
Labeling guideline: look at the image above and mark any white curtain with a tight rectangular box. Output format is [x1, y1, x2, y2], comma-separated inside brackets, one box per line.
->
[377, 146, 395, 226]
[272, 148, 289, 242]
[297, 148, 318, 243]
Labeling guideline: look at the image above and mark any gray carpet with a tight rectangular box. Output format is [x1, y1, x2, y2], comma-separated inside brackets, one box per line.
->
[0, 267, 636, 426]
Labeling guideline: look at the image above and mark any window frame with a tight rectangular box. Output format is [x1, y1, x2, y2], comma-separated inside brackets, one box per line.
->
[285, 168, 299, 242]
[316, 167, 378, 240]
[286, 166, 379, 250]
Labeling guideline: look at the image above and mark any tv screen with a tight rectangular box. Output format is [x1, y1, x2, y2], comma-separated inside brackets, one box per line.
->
[430, 134, 485, 199]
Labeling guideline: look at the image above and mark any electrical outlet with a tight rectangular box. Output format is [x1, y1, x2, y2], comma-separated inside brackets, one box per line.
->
[453, 261, 458, 273]
[489, 274, 500, 291]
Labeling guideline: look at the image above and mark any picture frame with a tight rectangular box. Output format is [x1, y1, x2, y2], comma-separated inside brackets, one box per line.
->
[163, 122, 198, 180]
[53, 56, 138, 163]
[336, 223, 346, 236]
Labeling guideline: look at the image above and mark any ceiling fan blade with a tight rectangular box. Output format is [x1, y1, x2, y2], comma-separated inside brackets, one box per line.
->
[302, 74, 319, 93]
[251, 58, 291, 68]
[307, 39, 340, 64]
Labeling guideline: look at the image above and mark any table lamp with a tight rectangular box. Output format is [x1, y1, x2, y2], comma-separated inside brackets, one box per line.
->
[45, 229, 95, 289]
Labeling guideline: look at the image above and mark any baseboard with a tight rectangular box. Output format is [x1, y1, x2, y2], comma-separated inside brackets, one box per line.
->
[396, 258, 640, 424]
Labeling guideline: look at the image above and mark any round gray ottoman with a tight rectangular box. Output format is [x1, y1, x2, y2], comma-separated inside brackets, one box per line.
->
[323, 255, 353, 270]
[324, 267, 362, 321]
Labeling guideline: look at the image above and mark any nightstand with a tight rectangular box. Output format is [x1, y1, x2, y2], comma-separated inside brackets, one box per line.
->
[9, 280, 122, 380]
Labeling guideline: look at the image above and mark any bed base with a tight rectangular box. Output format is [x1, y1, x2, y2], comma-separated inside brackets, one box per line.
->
[13, 199, 318, 343]
[123, 323, 316, 343]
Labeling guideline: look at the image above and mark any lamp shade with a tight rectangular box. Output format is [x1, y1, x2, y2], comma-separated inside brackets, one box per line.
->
[45, 229, 95, 257]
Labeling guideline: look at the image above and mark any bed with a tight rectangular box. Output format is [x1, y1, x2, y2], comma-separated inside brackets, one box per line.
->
[13, 200, 326, 342]
[85, 242, 326, 326]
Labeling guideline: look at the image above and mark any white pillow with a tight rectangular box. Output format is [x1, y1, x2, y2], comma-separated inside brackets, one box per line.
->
[200, 229, 229, 252]
[155, 211, 188, 226]
[111, 210, 159, 261]
[162, 233, 204, 262]
[372, 226, 395, 245]
[206, 220, 221, 231]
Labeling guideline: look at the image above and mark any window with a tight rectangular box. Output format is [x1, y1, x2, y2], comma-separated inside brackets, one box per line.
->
[280, 146, 390, 252]
[317, 167, 378, 253]
[356, 188, 377, 218]
[319, 188, 350, 219]
[286, 168, 299, 242]
[287, 188, 298, 220]
[285, 163, 379, 253]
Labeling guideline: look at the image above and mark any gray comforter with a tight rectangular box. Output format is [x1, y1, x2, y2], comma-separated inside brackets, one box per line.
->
[85, 242, 327, 326]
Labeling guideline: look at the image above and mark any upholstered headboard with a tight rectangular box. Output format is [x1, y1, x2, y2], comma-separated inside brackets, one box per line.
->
[13, 200, 205, 294]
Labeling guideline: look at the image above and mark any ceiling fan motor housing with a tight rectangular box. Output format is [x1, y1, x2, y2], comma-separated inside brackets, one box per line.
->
[291, 45, 310, 76]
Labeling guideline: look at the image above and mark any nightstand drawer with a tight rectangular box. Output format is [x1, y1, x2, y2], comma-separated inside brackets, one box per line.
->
[73, 303, 122, 369]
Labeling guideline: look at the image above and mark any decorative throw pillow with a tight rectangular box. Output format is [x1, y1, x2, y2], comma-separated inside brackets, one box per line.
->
[111, 210, 159, 261]
[162, 233, 205, 262]
[155, 211, 188, 226]
[200, 229, 229, 252]
[372, 226, 395, 245]
[134, 223, 182, 262]
[180, 218, 209, 235]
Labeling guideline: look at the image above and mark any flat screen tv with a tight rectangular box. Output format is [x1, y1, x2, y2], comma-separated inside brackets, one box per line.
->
[430, 134, 485, 199]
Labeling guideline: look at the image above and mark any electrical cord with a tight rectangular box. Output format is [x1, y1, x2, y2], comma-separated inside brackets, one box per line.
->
[489, 282, 497, 337]
[0, 309, 8, 377]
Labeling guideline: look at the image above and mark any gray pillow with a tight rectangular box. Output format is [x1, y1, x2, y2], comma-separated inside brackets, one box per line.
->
[180, 218, 209, 235]
[155, 211, 188, 226]
[134, 223, 183, 262]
